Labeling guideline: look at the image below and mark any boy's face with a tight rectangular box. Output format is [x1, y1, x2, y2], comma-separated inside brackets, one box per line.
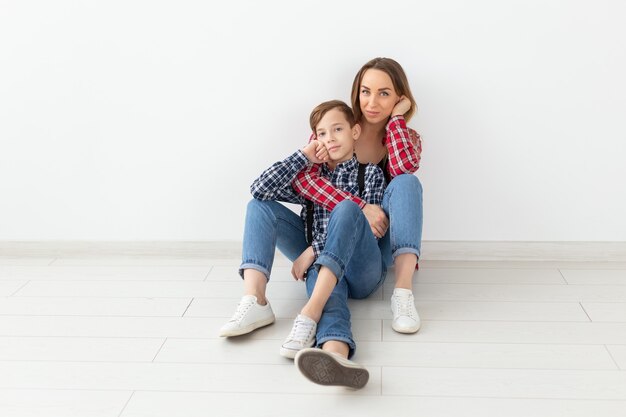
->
[315, 108, 360, 168]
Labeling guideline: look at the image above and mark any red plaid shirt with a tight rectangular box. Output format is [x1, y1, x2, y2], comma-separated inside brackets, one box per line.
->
[292, 115, 422, 211]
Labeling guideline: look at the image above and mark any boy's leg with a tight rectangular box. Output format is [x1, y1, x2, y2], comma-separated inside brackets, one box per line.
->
[290, 267, 369, 388]
[220, 199, 309, 337]
[293, 274, 369, 389]
[281, 200, 383, 357]
[316, 200, 385, 301]
[295, 344, 369, 389]
[289, 200, 381, 387]
[240, 199, 310, 288]
[322, 340, 350, 357]
[300, 266, 337, 322]
[280, 266, 351, 359]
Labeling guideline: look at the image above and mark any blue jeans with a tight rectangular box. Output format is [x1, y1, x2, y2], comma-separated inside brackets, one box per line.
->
[238, 173, 422, 355]
[239, 199, 310, 278]
[305, 200, 386, 358]
[378, 174, 423, 269]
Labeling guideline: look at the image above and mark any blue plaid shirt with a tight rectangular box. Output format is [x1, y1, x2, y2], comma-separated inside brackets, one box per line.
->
[250, 150, 386, 258]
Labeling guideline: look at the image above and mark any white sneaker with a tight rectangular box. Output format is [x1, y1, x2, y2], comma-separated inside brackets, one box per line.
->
[391, 288, 421, 333]
[279, 314, 317, 359]
[295, 348, 369, 389]
[218, 295, 275, 337]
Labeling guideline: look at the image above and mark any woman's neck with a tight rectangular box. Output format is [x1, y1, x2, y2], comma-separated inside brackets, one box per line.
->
[359, 119, 386, 143]
[355, 119, 388, 164]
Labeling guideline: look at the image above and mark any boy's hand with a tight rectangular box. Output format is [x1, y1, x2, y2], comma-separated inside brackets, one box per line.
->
[392, 96, 411, 117]
[302, 139, 329, 164]
[291, 246, 315, 280]
[362, 204, 389, 238]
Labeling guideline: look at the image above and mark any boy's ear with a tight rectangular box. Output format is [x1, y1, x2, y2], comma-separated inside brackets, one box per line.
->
[352, 123, 361, 140]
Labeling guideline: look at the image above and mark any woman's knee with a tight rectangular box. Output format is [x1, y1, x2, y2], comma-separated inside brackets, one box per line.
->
[387, 174, 422, 195]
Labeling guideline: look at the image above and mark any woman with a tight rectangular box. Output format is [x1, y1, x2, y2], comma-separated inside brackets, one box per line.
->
[219, 57, 422, 339]
[293, 57, 423, 334]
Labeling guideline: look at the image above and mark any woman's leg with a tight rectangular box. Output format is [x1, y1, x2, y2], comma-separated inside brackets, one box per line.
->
[220, 199, 309, 337]
[381, 174, 423, 333]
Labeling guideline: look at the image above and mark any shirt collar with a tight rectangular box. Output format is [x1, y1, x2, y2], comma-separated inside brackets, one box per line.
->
[321, 154, 358, 175]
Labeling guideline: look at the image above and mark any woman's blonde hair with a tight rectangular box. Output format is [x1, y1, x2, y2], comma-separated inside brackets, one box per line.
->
[351, 57, 417, 123]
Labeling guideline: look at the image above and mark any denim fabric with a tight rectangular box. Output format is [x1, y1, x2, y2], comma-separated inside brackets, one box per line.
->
[378, 174, 423, 269]
[237, 183, 420, 357]
[305, 200, 386, 358]
[239, 199, 309, 280]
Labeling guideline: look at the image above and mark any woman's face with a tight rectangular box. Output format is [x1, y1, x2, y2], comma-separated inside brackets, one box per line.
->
[359, 69, 400, 124]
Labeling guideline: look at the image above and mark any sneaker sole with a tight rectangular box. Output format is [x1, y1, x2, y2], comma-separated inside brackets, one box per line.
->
[295, 349, 369, 389]
[279, 346, 298, 359]
[391, 321, 421, 334]
[218, 315, 275, 337]
[279, 339, 315, 359]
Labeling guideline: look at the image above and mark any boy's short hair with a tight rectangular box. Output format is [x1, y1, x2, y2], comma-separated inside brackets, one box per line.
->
[309, 100, 356, 132]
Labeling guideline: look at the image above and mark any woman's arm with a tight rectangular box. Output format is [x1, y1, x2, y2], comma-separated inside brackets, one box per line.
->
[292, 136, 388, 238]
[292, 133, 366, 211]
[292, 163, 366, 212]
[294, 163, 389, 238]
[385, 115, 422, 177]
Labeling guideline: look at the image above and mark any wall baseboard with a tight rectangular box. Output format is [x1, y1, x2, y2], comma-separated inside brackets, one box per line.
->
[1, 241, 626, 262]
[420, 241, 626, 262]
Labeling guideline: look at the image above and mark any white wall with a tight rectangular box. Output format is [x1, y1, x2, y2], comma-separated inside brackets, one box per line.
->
[1, 0, 625, 241]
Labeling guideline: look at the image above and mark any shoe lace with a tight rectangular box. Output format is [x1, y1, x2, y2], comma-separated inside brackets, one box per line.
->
[230, 298, 255, 323]
[394, 293, 417, 319]
[288, 316, 315, 343]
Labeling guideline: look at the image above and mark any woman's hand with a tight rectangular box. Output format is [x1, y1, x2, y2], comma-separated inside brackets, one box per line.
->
[292, 246, 315, 280]
[362, 204, 389, 238]
[302, 140, 329, 163]
[392, 96, 411, 117]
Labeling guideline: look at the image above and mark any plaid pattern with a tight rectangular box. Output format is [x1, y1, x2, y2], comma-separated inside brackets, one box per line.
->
[250, 152, 385, 258]
[292, 115, 421, 212]
[386, 115, 422, 177]
[308, 157, 384, 257]
[249, 150, 310, 204]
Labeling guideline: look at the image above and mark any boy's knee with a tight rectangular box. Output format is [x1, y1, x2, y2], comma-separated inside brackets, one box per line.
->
[247, 198, 262, 211]
[328, 200, 363, 229]
[246, 198, 274, 214]
[332, 200, 361, 217]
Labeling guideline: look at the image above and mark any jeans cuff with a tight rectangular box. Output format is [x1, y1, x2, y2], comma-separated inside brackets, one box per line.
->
[392, 245, 420, 261]
[316, 334, 356, 359]
[314, 252, 344, 281]
[239, 262, 270, 281]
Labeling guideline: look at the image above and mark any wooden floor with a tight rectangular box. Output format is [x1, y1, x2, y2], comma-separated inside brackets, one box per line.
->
[1, 251, 626, 416]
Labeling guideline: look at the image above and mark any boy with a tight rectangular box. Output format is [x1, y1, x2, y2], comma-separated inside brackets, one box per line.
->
[222, 100, 386, 389]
